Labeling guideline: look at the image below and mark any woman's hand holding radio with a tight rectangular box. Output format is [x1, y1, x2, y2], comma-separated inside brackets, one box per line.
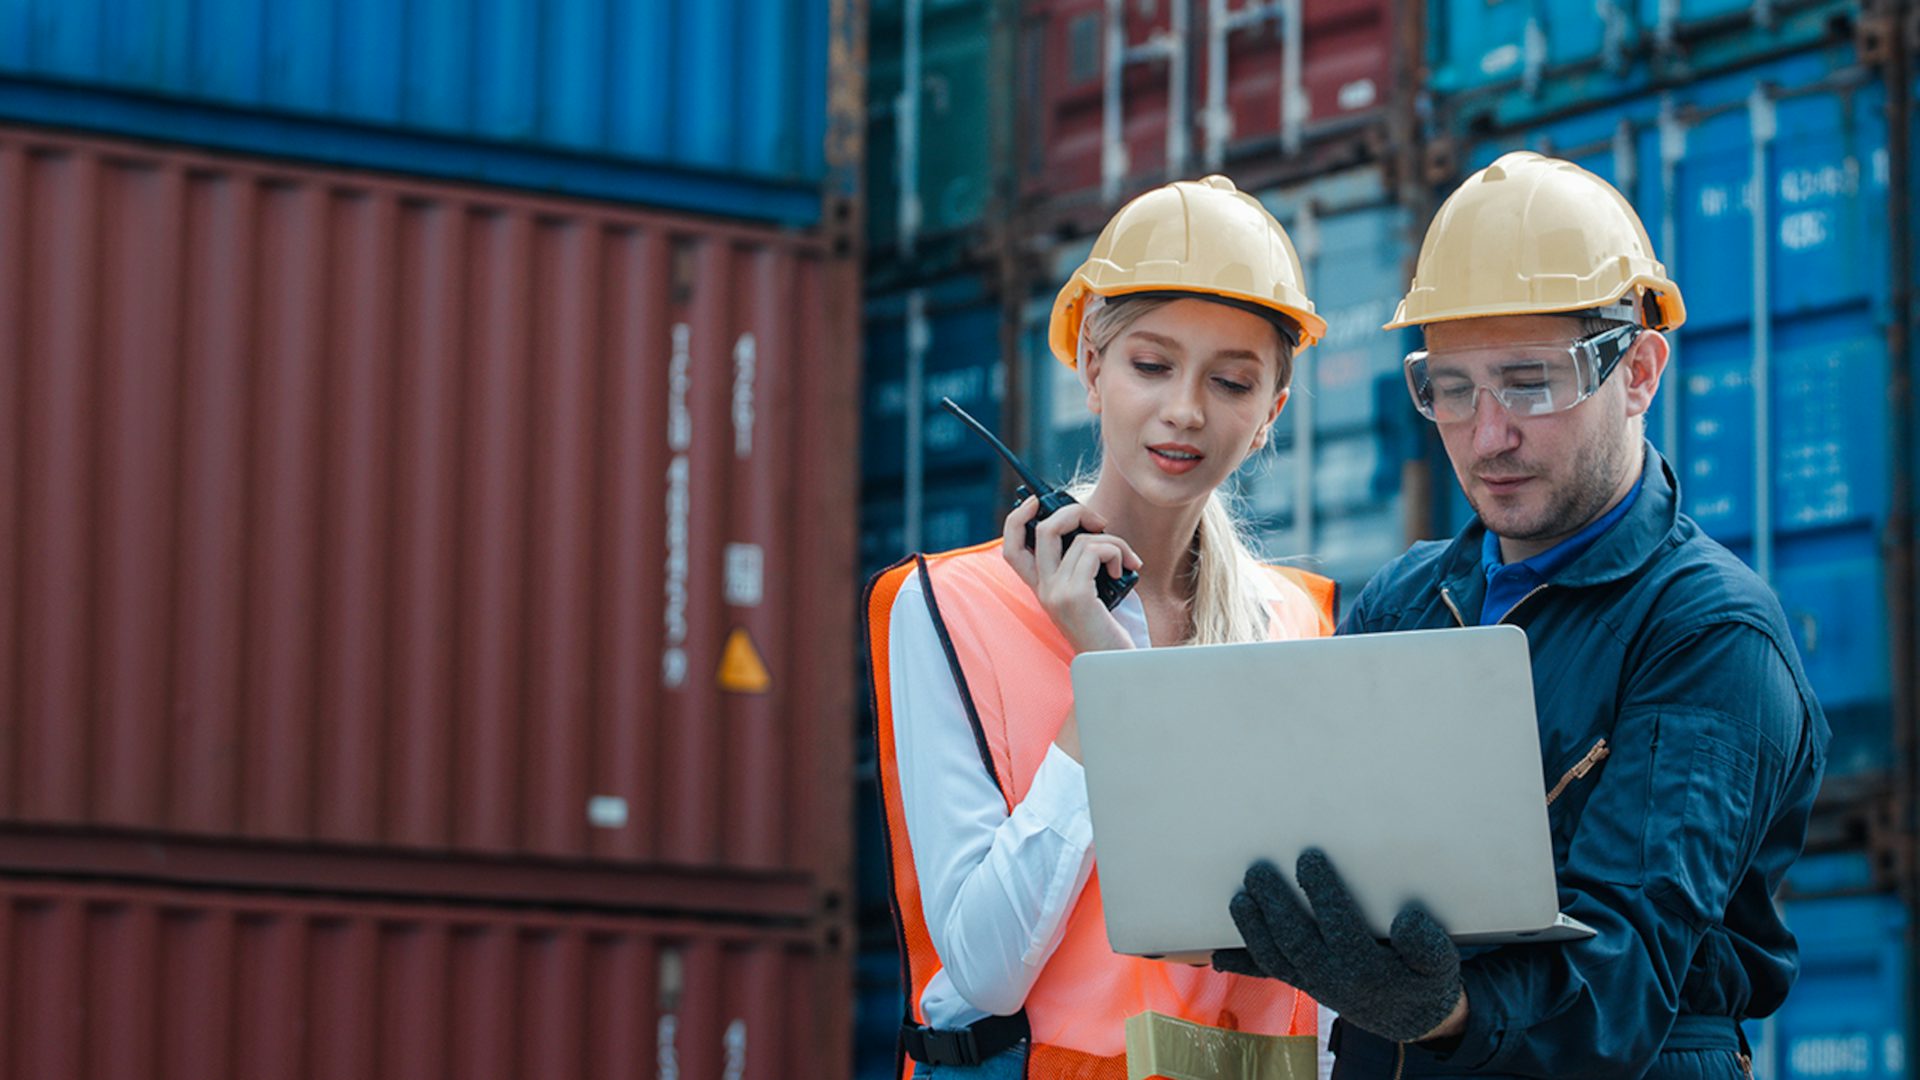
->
[1003, 496, 1140, 658]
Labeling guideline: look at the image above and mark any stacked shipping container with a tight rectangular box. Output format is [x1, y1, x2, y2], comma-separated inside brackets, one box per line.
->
[858, 0, 1917, 1075]
[0, 1, 863, 1076]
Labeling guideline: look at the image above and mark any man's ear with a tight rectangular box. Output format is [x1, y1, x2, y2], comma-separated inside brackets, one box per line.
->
[1621, 331, 1669, 420]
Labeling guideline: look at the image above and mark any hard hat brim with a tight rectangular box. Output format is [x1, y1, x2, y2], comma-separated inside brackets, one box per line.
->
[1050, 280, 1329, 368]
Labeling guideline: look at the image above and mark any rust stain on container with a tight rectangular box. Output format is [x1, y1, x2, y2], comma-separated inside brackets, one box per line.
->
[0, 125, 860, 896]
[0, 878, 849, 1080]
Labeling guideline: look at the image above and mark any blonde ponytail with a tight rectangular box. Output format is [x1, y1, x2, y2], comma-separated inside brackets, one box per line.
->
[1076, 295, 1296, 646]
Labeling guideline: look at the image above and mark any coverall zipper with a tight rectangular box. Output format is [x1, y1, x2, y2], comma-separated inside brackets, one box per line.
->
[1545, 738, 1611, 807]
[1438, 583, 1550, 628]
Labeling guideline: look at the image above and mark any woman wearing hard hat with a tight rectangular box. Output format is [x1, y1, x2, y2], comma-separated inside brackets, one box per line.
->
[865, 176, 1337, 1078]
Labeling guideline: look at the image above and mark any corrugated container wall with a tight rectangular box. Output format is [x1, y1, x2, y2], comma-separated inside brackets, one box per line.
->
[1425, 0, 1862, 135]
[1019, 0, 1396, 222]
[1448, 46, 1899, 792]
[1744, 894, 1910, 1079]
[0, 125, 860, 909]
[0, 879, 849, 1080]
[867, 0, 997, 255]
[0, 0, 855, 225]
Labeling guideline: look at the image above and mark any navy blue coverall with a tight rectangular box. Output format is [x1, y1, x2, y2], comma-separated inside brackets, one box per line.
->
[1329, 448, 1829, 1078]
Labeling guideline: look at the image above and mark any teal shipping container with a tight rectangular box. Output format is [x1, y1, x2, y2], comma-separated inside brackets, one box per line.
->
[1427, 0, 1862, 134]
[1023, 166, 1424, 608]
[0, 0, 858, 225]
[866, 0, 998, 255]
[1451, 46, 1905, 788]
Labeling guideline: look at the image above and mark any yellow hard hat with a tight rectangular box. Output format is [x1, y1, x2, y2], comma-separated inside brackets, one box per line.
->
[1048, 175, 1327, 367]
[1384, 151, 1686, 331]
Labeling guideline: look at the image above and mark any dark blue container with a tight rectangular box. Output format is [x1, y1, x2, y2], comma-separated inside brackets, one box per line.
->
[860, 475, 1006, 582]
[0, 0, 844, 224]
[854, 947, 905, 1080]
[862, 277, 1007, 486]
[1447, 49, 1898, 775]
[1745, 894, 1911, 1080]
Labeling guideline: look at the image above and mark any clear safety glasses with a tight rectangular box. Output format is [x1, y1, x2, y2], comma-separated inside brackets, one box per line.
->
[1403, 323, 1640, 423]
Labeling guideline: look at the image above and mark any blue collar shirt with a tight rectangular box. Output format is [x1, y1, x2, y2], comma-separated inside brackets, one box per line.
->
[1477, 474, 1646, 625]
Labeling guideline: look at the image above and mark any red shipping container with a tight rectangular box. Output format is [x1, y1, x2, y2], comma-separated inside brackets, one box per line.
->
[0, 125, 859, 911]
[0, 878, 849, 1080]
[1021, 0, 1395, 208]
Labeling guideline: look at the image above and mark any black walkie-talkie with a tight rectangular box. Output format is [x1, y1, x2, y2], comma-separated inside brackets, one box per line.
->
[939, 396, 1139, 610]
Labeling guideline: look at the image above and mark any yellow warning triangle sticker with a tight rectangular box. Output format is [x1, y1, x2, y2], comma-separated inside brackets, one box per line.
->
[717, 627, 772, 694]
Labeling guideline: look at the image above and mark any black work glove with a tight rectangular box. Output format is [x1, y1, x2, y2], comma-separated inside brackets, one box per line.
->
[1212, 848, 1463, 1044]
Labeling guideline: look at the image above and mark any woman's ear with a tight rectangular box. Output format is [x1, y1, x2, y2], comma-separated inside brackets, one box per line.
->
[1252, 388, 1289, 450]
[1081, 348, 1104, 414]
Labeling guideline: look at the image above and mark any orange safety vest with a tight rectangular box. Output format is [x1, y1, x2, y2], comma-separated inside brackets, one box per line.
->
[865, 541, 1338, 1080]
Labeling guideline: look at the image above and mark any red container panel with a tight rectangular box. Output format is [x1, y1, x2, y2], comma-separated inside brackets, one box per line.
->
[0, 125, 860, 896]
[1021, 0, 1394, 204]
[0, 879, 849, 1080]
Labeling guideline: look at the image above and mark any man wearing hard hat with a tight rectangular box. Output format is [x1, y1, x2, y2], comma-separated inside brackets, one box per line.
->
[1216, 152, 1830, 1077]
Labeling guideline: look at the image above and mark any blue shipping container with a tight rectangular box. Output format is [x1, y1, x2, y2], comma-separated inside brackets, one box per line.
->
[0, 0, 844, 224]
[1452, 48, 1898, 775]
[1746, 895, 1911, 1080]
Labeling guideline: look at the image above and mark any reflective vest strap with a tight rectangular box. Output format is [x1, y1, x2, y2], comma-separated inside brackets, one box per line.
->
[1269, 564, 1339, 632]
[864, 555, 939, 1052]
[867, 544, 1028, 1080]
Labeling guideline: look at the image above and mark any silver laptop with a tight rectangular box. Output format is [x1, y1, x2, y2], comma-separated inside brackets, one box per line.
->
[1071, 625, 1595, 958]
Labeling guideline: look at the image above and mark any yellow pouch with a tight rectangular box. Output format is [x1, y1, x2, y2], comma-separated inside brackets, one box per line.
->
[1124, 1010, 1318, 1080]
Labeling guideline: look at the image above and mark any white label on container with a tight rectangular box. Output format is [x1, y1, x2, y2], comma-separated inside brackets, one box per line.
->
[1479, 43, 1520, 76]
[663, 454, 691, 689]
[721, 1020, 747, 1080]
[668, 323, 693, 452]
[1779, 210, 1831, 251]
[1336, 78, 1376, 111]
[724, 543, 764, 607]
[1787, 1032, 1870, 1076]
[587, 795, 629, 829]
[733, 333, 757, 459]
[658, 1015, 680, 1080]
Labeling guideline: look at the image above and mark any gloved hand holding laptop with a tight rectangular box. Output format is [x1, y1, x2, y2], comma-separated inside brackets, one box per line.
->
[1213, 848, 1464, 1044]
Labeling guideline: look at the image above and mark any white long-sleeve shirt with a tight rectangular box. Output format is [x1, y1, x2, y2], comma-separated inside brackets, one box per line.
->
[887, 566, 1339, 1073]
[888, 570, 1151, 1024]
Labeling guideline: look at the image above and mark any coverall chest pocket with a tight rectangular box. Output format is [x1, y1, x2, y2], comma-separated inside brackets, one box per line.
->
[1548, 727, 1650, 887]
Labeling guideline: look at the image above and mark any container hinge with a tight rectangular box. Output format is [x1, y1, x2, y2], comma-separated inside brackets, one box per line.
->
[1611, 117, 1638, 190]
[1657, 94, 1686, 166]
[1597, 0, 1628, 73]
[1521, 16, 1547, 97]
[1655, 0, 1681, 53]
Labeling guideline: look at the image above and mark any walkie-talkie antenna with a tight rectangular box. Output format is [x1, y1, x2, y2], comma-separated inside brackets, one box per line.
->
[939, 397, 1047, 493]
